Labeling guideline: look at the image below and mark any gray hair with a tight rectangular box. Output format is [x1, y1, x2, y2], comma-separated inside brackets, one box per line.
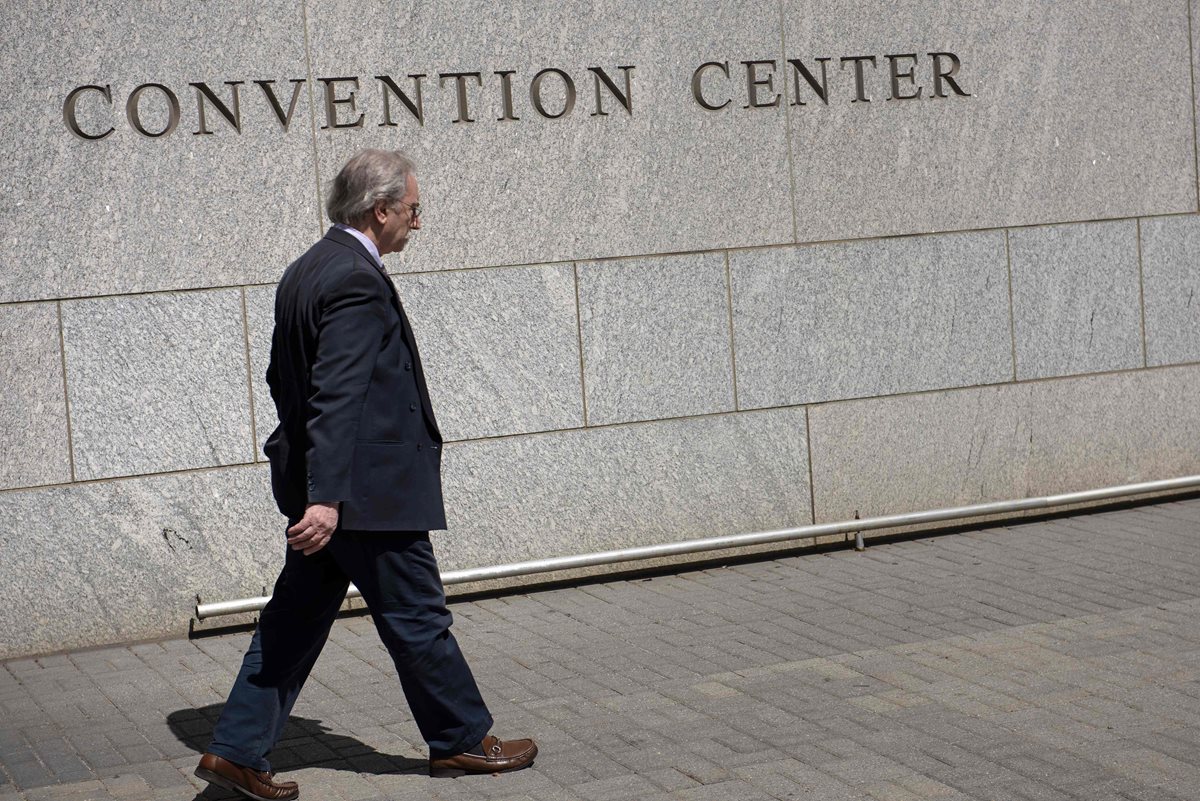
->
[325, 148, 416, 225]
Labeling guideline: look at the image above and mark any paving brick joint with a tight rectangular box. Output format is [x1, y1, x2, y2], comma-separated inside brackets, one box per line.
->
[3, 497, 1200, 800]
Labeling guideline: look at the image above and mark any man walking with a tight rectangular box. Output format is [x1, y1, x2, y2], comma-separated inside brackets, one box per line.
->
[195, 149, 537, 800]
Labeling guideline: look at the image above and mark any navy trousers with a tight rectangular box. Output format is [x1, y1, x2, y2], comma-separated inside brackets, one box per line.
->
[206, 530, 493, 771]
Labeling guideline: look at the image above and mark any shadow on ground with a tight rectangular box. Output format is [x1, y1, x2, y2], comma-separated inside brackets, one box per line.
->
[169, 704, 427, 798]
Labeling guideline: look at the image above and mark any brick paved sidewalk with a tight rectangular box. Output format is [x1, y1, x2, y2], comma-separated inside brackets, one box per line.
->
[3, 497, 1200, 801]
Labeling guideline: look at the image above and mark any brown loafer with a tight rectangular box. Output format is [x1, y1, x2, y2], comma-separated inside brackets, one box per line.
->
[429, 734, 538, 777]
[194, 752, 299, 800]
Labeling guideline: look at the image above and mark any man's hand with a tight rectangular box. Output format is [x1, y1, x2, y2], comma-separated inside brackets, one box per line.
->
[287, 502, 340, 555]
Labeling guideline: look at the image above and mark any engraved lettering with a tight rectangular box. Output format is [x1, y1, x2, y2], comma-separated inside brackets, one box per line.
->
[319, 77, 365, 129]
[839, 55, 877, 103]
[60, 49, 972, 144]
[787, 58, 831, 106]
[929, 52, 971, 97]
[587, 65, 634, 116]
[438, 71, 483, 123]
[63, 84, 115, 141]
[530, 68, 576, 119]
[494, 70, 519, 121]
[691, 61, 731, 111]
[126, 83, 181, 138]
[190, 81, 244, 135]
[885, 54, 923, 100]
[255, 79, 306, 132]
[377, 74, 425, 126]
[742, 60, 781, 108]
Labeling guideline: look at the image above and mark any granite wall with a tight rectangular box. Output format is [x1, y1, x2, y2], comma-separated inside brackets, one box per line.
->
[2, 0, 1199, 658]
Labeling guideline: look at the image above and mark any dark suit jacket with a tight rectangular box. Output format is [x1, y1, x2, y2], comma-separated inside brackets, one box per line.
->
[263, 227, 446, 531]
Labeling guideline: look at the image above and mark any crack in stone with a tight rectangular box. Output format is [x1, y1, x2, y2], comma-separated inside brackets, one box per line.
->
[161, 527, 191, 552]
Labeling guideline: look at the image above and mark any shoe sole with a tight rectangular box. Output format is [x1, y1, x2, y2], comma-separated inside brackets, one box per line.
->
[429, 758, 536, 778]
[194, 766, 298, 801]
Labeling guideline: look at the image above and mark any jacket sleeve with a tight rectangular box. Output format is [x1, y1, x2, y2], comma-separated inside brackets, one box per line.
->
[304, 267, 390, 504]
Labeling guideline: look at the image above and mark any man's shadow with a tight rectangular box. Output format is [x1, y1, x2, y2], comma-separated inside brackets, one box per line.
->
[169, 704, 427, 799]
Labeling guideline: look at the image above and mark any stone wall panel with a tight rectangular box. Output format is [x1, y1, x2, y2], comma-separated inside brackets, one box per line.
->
[436, 408, 812, 570]
[0, 303, 72, 490]
[809, 366, 1200, 523]
[731, 231, 1011, 408]
[61, 290, 254, 480]
[0, 465, 280, 660]
[1141, 215, 1200, 367]
[398, 265, 584, 440]
[1009, 220, 1143, 380]
[578, 253, 734, 425]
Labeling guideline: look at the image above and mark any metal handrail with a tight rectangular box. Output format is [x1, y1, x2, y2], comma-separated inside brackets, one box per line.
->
[195, 474, 1200, 620]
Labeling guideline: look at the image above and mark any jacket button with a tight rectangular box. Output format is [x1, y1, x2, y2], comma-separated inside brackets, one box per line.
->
[417, 443, 423, 451]
[404, 362, 412, 371]
[410, 403, 417, 412]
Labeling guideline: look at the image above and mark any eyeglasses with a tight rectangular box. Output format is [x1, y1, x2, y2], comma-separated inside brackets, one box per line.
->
[394, 200, 421, 223]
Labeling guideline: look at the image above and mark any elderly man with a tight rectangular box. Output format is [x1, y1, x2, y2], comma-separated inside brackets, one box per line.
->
[194, 149, 536, 800]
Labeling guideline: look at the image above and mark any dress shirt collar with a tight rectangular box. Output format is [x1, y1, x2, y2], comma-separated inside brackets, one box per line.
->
[333, 223, 383, 268]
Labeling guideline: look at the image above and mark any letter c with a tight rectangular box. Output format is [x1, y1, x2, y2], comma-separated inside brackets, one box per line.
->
[63, 84, 115, 141]
[691, 61, 732, 111]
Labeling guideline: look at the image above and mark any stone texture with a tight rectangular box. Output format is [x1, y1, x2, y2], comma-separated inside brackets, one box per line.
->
[397, 264, 583, 440]
[305, 0, 793, 274]
[243, 284, 277, 459]
[61, 290, 254, 481]
[0, 0, 320, 303]
[0, 302, 71, 489]
[808, 365, 1200, 522]
[1140, 215, 1200, 367]
[0, 464, 280, 660]
[784, 0, 1196, 243]
[1009, 220, 1143, 379]
[1194, 0, 1200, 206]
[578, 253, 734, 425]
[731, 231, 1011, 408]
[435, 408, 811, 570]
